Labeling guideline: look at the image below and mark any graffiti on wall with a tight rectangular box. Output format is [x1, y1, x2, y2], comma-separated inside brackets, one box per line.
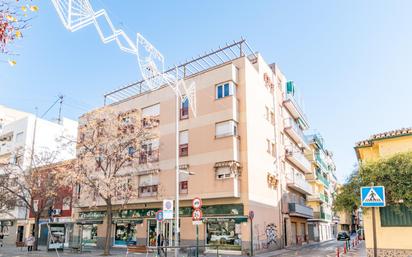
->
[265, 223, 277, 245]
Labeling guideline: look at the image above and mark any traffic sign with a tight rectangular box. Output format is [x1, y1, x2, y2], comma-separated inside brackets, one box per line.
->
[249, 210, 254, 220]
[155, 210, 164, 222]
[192, 209, 203, 221]
[361, 186, 386, 207]
[192, 220, 203, 225]
[192, 197, 203, 209]
[163, 199, 174, 219]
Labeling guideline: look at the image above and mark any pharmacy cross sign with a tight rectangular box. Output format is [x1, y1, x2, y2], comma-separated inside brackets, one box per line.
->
[361, 186, 386, 207]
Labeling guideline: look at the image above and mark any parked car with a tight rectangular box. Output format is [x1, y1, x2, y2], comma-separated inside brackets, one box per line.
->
[337, 231, 350, 241]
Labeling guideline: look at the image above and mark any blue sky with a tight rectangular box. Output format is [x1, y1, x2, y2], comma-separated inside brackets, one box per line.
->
[1, 0, 412, 182]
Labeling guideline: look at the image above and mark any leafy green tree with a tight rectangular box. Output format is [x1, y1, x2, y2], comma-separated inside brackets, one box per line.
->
[334, 152, 412, 212]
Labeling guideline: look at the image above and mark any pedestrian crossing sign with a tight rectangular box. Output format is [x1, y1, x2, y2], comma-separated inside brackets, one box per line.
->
[361, 186, 385, 207]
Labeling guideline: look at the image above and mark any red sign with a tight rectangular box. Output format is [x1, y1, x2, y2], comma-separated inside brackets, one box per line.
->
[249, 210, 254, 220]
[192, 209, 203, 221]
[192, 197, 203, 209]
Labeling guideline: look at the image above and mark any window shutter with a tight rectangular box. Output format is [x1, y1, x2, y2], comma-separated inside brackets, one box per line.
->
[216, 121, 232, 137]
[142, 104, 160, 117]
[179, 130, 189, 145]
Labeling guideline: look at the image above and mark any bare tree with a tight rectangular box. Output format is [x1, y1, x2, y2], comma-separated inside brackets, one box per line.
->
[0, 149, 72, 250]
[70, 106, 153, 255]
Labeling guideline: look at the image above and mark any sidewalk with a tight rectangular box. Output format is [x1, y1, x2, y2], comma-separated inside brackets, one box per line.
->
[0, 240, 358, 257]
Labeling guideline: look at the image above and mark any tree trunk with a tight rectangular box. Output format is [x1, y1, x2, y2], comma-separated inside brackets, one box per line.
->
[103, 200, 113, 256]
[33, 215, 40, 251]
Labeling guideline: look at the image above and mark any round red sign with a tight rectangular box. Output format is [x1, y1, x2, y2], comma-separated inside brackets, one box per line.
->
[192, 197, 203, 209]
[192, 209, 203, 221]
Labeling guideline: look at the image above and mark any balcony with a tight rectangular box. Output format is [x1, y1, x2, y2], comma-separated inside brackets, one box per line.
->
[315, 151, 328, 171]
[312, 211, 332, 221]
[316, 170, 330, 188]
[286, 170, 312, 195]
[139, 149, 160, 164]
[283, 83, 309, 126]
[307, 193, 326, 203]
[284, 118, 309, 149]
[285, 146, 312, 173]
[288, 203, 313, 218]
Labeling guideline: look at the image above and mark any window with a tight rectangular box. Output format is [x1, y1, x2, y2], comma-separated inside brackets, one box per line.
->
[128, 146, 136, 156]
[138, 174, 159, 197]
[62, 197, 71, 210]
[272, 143, 276, 157]
[139, 140, 159, 163]
[142, 104, 160, 128]
[215, 120, 238, 138]
[270, 111, 275, 125]
[216, 82, 235, 99]
[179, 181, 188, 194]
[15, 132, 24, 142]
[179, 171, 189, 194]
[179, 130, 189, 156]
[216, 167, 231, 179]
[180, 98, 189, 119]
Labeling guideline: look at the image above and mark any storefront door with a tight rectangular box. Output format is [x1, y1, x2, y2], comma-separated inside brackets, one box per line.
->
[161, 220, 174, 247]
[205, 218, 242, 251]
[114, 223, 137, 246]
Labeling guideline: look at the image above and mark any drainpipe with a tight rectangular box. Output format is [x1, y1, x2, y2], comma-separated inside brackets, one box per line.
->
[271, 64, 285, 249]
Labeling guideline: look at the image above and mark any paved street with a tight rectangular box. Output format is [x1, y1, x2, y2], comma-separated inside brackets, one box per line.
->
[0, 240, 366, 257]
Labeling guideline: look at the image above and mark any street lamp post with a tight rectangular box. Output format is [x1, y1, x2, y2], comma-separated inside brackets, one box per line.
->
[175, 93, 180, 257]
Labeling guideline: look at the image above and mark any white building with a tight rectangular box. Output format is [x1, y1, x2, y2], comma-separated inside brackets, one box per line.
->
[0, 106, 78, 246]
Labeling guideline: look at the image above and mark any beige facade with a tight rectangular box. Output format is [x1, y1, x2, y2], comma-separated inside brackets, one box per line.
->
[73, 45, 318, 253]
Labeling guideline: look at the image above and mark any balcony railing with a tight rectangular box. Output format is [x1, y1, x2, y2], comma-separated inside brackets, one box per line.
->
[283, 89, 309, 126]
[285, 146, 312, 173]
[316, 170, 330, 187]
[288, 203, 313, 218]
[312, 211, 332, 221]
[139, 149, 160, 164]
[307, 193, 326, 203]
[284, 118, 309, 149]
[138, 185, 158, 197]
[286, 170, 312, 195]
[315, 151, 328, 171]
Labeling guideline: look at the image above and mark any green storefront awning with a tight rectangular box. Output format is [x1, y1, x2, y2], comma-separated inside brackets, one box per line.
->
[205, 216, 248, 224]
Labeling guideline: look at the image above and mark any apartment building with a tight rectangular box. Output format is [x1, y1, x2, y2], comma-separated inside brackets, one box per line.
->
[73, 40, 316, 253]
[305, 134, 338, 242]
[0, 107, 77, 246]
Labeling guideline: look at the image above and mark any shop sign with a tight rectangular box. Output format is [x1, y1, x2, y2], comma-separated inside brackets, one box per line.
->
[79, 211, 105, 219]
[112, 219, 143, 225]
[0, 221, 13, 226]
[205, 216, 248, 224]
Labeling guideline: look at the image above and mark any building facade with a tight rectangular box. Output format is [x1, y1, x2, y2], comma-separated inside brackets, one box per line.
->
[73, 41, 318, 253]
[0, 108, 77, 246]
[355, 128, 412, 257]
[305, 134, 338, 242]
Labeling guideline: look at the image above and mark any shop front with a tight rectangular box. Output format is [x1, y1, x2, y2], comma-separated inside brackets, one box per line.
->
[77, 203, 246, 251]
[205, 216, 247, 251]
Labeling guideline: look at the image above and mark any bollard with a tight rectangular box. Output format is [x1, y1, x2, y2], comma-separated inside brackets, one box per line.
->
[336, 247, 340, 257]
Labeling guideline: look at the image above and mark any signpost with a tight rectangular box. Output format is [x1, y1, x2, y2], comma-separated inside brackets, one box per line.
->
[155, 210, 164, 222]
[192, 197, 203, 257]
[361, 186, 386, 257]
[249, 210, 254, 256]
[163, 199, 174, 220]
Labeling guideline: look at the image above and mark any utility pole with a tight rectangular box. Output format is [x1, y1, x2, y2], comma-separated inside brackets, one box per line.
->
[57, 95, 64, 124]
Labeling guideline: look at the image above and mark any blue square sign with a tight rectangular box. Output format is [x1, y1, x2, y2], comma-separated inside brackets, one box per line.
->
[361, 186, 385, 207]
